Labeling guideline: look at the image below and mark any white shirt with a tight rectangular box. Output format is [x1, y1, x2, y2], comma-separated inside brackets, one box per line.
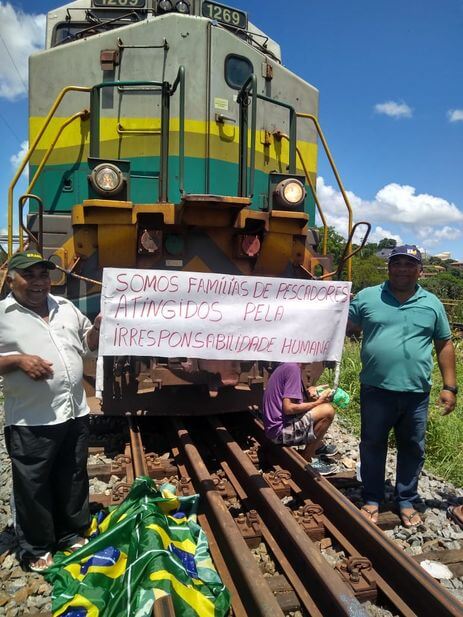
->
[0, 293, 94, 426]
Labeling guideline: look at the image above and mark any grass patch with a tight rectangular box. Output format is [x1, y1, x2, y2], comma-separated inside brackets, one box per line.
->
[328, 337, 463, 486]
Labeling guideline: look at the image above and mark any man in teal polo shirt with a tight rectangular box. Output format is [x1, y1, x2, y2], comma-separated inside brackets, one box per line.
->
[347, 245, 457, 526]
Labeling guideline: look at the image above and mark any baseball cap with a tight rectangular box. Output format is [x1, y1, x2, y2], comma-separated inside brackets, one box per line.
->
[388, 245, 422, 264]
[8, 251, 56, 271]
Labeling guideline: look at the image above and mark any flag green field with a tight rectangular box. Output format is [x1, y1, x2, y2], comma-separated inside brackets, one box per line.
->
[45, 476, 231, 617]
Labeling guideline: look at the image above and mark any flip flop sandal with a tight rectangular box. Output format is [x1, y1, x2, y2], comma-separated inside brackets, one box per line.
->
[400, 509, 422, 528]
[66, 538, 89, 553]
[360, 505, 379, 524]
[447, 505, 463, 530]
[28, 552, 53, 572]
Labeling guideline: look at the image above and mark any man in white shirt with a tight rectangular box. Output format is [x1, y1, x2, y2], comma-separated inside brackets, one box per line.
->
[0, 251, 101, 572]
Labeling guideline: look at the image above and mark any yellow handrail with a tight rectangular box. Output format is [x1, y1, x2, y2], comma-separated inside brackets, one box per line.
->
[297, 113, 354, 280]
[273, 130, 328, 255]
[8, 85, 91, 255]
[19, 109, 90, 249]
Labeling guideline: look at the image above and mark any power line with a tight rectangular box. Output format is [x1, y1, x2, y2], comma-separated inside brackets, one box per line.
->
[0, 31, 28, 92]
[0, 109, 23, 143]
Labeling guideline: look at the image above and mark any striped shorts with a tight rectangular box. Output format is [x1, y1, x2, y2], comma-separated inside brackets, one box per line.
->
[272, 411, 315, 446]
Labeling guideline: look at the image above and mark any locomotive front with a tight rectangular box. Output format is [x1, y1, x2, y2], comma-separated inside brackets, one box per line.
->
[14, 0, 334, 414]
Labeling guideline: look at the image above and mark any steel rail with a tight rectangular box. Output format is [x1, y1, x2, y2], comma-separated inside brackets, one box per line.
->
[284, 462, 415, 616]
[127, 416, 149, 478]
[251, 420, 463, 617]
[169, 442, 248, 617]
[220, 459, 323, 617]
[208, 417, 368, 617]
[173, 418, 285, 617]
[322, 518, 414, 617]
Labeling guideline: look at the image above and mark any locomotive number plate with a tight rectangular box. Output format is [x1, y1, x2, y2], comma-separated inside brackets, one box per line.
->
[92, 0, 146, 8]
[202, 1, 248, 30]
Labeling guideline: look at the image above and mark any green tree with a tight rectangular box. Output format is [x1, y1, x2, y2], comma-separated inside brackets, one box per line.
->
[358, 242, 378, 258]
[378, 238, 397, 249]
[351, 255, 385, 293]
[318, 226, 345, 266]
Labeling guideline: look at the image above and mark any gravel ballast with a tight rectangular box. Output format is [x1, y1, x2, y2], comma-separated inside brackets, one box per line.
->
[1, 407, 463, 614]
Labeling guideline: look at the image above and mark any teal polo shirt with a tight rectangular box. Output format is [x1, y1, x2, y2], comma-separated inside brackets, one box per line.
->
[349, 282, 451, 392]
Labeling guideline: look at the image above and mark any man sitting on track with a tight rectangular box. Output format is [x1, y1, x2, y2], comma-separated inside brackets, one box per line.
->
[347, 245, 457, 527]
[0, 251, 101, 572]
[262, 362, 338, 475]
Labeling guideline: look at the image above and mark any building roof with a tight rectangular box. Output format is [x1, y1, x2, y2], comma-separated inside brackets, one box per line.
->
[376, 248, 394, 259]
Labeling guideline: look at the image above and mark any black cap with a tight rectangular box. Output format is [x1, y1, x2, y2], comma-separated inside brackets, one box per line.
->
[388, 245, 422, 264]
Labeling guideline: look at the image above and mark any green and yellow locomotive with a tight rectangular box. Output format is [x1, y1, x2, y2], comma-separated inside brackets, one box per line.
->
[8, 0, 355, 415]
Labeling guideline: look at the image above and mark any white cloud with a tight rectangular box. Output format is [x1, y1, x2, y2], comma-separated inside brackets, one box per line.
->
[316, 177, 463, 250]
[415, 226, 462, 247]
[372, 183, 463, 225]
[374, 100, 413, 119]
[367, 226, 403, 246]
[0, 3, 45, 101]
[448, 109, 463, 123]
[10, 140, 29, 169]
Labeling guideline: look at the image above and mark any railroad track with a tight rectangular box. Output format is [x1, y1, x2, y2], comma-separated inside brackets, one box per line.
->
[86, 413, 463, 617]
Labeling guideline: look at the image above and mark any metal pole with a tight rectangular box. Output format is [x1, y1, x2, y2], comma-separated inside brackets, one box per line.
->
[90, 87, 101, 159]
[171, 66, 186, 196]
[289, 108, 297, 174]
[238, 92, 247, 197]
[160, 81, 170, 202]
[248, 74, 257, 198]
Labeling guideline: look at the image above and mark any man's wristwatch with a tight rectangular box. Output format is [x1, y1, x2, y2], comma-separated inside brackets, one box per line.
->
[442, 385, 458, 395]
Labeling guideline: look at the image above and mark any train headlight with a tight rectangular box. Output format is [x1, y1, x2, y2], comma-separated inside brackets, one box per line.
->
[176, 0, 190, 13]
[273, 178, 306, 209]
[90, 163, 123, 196]
[158, 0, 173, 13]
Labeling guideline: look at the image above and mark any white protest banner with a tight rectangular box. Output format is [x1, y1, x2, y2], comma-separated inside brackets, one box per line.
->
[100, 269, 351, 362]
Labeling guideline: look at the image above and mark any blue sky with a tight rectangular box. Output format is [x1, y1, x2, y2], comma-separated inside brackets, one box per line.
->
[1, 0, 463, 259]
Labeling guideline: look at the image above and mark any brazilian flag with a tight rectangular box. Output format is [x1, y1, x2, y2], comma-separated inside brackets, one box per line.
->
[46, 477, 231, 617]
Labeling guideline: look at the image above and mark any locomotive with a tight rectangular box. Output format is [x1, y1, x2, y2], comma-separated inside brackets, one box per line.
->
[7, 0, 356, 415]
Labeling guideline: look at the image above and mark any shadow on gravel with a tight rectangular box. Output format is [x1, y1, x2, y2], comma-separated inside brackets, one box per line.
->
[432, 491, 463, 510]
[0, 524, 17, 555]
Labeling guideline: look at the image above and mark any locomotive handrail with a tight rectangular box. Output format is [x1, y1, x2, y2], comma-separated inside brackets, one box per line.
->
[298, 221, 371, 281]
[273, 131, 329, 255]
[238, 75, 297, 198]
[89, 80, 165, 157]
[17, 110, 90, 251]
[297, 112, 354, 280]
[237, 74, 257, 198]
[333, 220, 371, 279]
[170, 66, 186, 196]
[7, 85, 92, 256]
[117, 36, 169, 51]
[90, 79, 169, 201]
[116, 123, 161, 135]
[19, 194, 44, 253]
[90, 67, 186, 201]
